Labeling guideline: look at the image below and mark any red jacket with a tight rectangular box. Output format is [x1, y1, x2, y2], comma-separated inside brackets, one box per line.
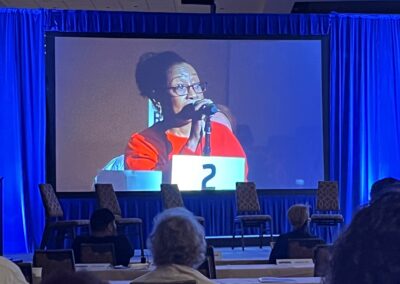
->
[125, 121, 247, 181]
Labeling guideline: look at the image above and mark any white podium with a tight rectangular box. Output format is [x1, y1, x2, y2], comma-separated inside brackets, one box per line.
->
[171, 155, 246, 191]
[96, 170, 162, 191]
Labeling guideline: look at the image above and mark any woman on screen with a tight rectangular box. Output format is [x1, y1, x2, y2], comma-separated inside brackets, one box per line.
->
[124, 51, 247, 181]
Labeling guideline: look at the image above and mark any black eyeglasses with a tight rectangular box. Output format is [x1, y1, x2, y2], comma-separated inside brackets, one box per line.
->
[168, 82, 207, 97]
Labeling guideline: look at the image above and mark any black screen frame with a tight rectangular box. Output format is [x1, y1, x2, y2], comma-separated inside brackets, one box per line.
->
[45, 32, 330, 192]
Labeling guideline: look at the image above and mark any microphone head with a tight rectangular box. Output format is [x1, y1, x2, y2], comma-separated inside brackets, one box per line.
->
[197, 102, 218, 116]
[179, 101, 219, 119]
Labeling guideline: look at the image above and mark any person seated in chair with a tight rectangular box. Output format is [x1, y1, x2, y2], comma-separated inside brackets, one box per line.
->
[269, 204, 322, 264]
[72, 208, 134, 266]
[132, 207, 213, 283]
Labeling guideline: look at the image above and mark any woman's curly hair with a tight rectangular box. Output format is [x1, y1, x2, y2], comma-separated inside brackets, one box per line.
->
[325, 192, 400, 284]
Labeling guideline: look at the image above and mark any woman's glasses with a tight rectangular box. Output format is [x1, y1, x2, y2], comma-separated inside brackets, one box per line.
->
[168, 82, 207, 97]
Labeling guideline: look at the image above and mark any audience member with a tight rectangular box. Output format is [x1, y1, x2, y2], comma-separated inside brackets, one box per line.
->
[325, 192, 400, 284]
[369, 176, 400, 202]
[41, 270, 106, 284]
[72, 208, 134, 266]
[0, 256, 28, 284]
[269, 204, 321, 263]
[132, 207, 213, 283]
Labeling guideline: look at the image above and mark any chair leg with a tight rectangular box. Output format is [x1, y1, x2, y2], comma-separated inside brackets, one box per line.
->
[259, 223, 263, 248]
[232, 221, 237, 249]
[40, 225, 52, 249]
[71, 227, 77, 240]
[138, 223, 146, 263]
[240, 222, 245, 251]
[269, 220, 274, 245]
[55, 228, 66, 249]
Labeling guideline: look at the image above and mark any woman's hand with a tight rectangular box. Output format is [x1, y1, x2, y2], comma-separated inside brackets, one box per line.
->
[185, 99, 214, 151]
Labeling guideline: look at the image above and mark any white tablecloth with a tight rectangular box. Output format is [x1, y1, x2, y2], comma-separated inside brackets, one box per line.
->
[216, 263, 314, 279]
[75, 263, 150, 281]
[215, 277, 321, 284]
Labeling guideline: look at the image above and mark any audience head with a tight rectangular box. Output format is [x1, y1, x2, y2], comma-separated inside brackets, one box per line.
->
[148, 207, 206, 268]
[326, 192, 400, 284]
[90, 208, 116, 236]
[287, 204, 310, 230]
[370, 177, 400, 202]
[41, 270, 106, 284]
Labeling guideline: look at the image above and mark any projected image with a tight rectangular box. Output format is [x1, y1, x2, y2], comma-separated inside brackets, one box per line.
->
[49, 35, 326, 191]
[124, 51, 247, 187]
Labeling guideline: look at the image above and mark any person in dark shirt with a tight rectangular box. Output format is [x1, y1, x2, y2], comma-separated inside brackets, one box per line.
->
[325, 192, 400, 284]
[72, 208, 134, 266]
[269, 204, 321, 264]
[369, 176, 400, 203]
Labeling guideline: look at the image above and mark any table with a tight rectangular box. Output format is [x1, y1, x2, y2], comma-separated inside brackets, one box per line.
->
[216, 263, 314, 278]
[109, 278, 322, 284]
[216, 258, 268, 265]
[215, 277, 321, 284]
[32, 264, 150, 284]
[75, 263, 150, 280]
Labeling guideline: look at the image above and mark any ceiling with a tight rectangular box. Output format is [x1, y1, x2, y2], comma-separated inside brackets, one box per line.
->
[0, 0, 332, 14]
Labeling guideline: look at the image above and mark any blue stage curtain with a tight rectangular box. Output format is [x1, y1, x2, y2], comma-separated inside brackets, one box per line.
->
[0, 9, 330, 253]
[0, 9, 46, 253]
[329, 13, 400, 220]
[4, 8, 400, 253]
[59, 190, 318, 249]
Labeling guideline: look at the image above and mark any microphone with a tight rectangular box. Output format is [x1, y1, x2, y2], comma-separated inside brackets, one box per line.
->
[194, 101, 219, 116]
[178, 101, 219, 120]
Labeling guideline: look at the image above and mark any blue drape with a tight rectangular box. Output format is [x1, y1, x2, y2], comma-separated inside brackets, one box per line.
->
[329, 13, 400, 220]
[0, 9, 46, 253]
[2, 8, 400, 253]
[59, 190, 317, 249]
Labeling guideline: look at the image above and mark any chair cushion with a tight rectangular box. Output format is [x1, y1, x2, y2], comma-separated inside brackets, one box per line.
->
[311, 214, 344, 221]
[236, 214, 272, 221]
[50, 219, 89, 227]
[115, 217, 142, 224]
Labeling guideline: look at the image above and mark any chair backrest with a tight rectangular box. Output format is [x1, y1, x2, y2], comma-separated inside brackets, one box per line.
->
[235, 182, 260, 213]
[33, 249, 75, 280]
[313, 244, 333, 277]
[287, 238, 325, 259]
[198, 245, 216, 279]
[94, 183, 122, 217]
[38, 184, 64, 218]
[80, 243, 116, 265]
[161, 184, 184, 209]
[317, 181, 340, 211]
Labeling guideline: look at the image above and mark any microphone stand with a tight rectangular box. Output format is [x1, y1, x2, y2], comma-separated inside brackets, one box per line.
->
[203, 115, 211, 156]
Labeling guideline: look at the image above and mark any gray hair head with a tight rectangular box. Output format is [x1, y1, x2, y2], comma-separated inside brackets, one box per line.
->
[287, 204, 310, 229]
[148, 207, 206, 268]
